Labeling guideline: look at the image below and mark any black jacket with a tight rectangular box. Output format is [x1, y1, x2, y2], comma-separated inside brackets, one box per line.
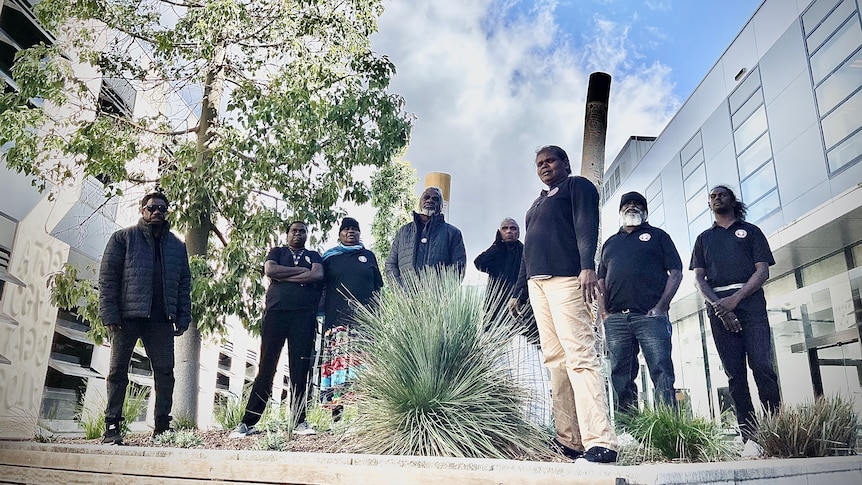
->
[385, 212, 466, 284]
[99, 218, 192, 330]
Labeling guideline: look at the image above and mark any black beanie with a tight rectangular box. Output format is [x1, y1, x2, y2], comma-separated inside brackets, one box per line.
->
[619, 191, 648, 211]
[339, 217, 360, 231]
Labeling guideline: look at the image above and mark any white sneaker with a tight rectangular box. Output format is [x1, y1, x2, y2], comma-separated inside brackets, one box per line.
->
[228, 422, 257, 438]
[293, 421, 317, 436]
[741, 439, 764, 458]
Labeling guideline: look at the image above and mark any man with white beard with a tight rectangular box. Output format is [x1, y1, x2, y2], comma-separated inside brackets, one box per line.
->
[597, 191, 683, 416]
[385, 186, 466, 285]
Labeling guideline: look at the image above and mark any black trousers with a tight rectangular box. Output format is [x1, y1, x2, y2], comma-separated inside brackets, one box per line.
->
[105, 319, 175, 425]
[242, 309, 317, 426]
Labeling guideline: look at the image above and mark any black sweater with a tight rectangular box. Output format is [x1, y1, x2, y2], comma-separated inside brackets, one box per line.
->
[513, 176, 599, 301]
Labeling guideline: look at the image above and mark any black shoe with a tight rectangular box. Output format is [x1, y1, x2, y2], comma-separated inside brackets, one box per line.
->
[154, 417, 173, 437]
[102, 422, 123, 445]
[552, 439, 584, 460]
[583, 446, 618, 463]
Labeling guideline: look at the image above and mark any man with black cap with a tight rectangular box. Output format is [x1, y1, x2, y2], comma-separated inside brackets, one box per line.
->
[597, 191, 683, 416]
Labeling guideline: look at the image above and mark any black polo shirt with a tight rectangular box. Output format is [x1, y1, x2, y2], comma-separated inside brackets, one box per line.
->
[598, 224, 682, 314]
[265, 247, 323, 311]
[689, 219, 775, 289]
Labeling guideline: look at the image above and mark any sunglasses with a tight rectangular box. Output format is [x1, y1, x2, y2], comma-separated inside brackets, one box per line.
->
[144, 205, 169, 213]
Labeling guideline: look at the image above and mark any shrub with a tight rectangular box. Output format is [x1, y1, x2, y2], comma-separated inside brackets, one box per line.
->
[255, 431, 288, 451]
[756, 394, 858, 458]
[155, 430, 204, 448]
[75, 385, 149, 438]
[349, 267, 553, 460]
[172, 414, 196, 431]
[617, 403, 737, 464]
[213, 384, 252, 430]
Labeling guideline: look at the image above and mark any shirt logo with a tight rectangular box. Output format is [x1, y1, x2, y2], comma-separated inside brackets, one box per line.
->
[358, 255, 368, 263]
[639, 233, 651, 242]
[304, 255, 312, 263]
[548, 187, 559, 197]
[735, 229, 748, 238]
[421, 237, 428, 244]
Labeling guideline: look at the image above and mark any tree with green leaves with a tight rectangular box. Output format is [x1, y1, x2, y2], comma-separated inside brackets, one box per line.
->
[1, 0, 411, 425]
[369, 158, 416, 264]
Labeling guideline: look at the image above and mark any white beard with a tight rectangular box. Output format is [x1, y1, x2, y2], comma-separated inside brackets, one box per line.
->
[621, 210, 646, 226]
[420, 208, 437, 217]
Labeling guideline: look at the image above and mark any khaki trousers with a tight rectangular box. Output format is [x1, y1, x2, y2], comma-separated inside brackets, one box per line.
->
[528, 276, 617, 451]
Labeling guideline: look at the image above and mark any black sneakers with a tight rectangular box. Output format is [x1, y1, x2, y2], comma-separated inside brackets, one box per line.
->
[102, 422, 123, 445]
[153, 417, 173, 437]
[552, 439, 585, 460]
[583, 446, 618, 463]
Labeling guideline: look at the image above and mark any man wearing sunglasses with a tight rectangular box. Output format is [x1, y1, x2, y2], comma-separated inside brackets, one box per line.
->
[98, 191, 192, 445]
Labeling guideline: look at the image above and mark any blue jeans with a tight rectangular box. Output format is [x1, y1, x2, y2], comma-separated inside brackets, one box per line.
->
[707, 290, 780, 440]
[604, 313, 677, 413]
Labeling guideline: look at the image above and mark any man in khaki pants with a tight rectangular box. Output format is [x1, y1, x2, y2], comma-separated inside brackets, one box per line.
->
[510, 145, 618, 463]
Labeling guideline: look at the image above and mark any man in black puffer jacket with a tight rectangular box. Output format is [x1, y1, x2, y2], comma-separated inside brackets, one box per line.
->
[98, 191, 192, 445]
[385, 186, 466, 285]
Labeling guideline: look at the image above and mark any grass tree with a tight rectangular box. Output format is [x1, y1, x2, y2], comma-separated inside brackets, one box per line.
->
[348, 267, 553, 460]
[1, 0, 411, 426]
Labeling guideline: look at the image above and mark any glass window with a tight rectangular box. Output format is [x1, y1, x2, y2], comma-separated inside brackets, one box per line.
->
[684, 167, 707, 199]
[745, 189, 780, 223]
[682, 150, 704, 179]
[737, 133, 773, 179]
[853, 242, 862, 268]
[731, 88, 764, 129]
[687, 193, 707, 220]
[822, 86, 862, 148]
[689, 211, 712, 246]
[734, 106, 768, 153]
[649, 203, 665, 228]
[646, 177, 662, 204]
[806, 0, 855, 54]
[810, 18, 862, 85]
[803, 0, 844, 35]
[764, 272, 799, 300]
[729, 67, 761, 113]
[827, 126, 862, 172]
[681, 135, 703, 165]
[801, 252, 848, 286]
[741, 162, 777, 203]
[815, 53, 862, 115]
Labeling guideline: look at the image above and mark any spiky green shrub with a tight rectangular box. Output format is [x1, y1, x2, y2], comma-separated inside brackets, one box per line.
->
[617, 403, 736, 464]
[255, 431, 289, 451]
[75, 399, 105, 440]
[213, 384, 252, 430]
[74, 386, 149, 438]
[349, 267, 553, 459]
[756, 394, 858, 457]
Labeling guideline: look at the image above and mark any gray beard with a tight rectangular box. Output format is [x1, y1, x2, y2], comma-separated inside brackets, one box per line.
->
[420, 208, 437, 217]
[621, 211, 646, 226]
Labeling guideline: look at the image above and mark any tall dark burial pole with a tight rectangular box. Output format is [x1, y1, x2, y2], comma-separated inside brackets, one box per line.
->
[580, 72, 612, 188]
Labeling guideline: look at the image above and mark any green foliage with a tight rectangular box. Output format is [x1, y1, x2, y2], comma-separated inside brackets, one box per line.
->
[74, 398, 106, 440]
[617, 403, 737, 464]
[1, 0, 413, 339]
[47, 264, 106, 344]
[120, 385, 151, 436]
[213, 384, 253, 430]
[155, 430, 204, 448]
[756, 394, 858, 458]
[172, 414, 197, 431]
[255, 431, 288, 451]
[349, 267, 553, 460]
[370, 159, 417, 263]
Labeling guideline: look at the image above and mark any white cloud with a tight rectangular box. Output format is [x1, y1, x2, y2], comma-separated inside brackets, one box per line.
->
[366, 0, 680, 284]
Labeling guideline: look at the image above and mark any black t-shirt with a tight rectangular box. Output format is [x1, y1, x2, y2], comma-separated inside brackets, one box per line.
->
[689, 220, 775, 288]
[598, 224, 682, 314]
[264, 247, 323, 311]
[323, 248, 383, 328]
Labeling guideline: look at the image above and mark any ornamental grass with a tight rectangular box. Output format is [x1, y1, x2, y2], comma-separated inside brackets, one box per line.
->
[348, 267, 553, 460]
[755, 394, 858, 458]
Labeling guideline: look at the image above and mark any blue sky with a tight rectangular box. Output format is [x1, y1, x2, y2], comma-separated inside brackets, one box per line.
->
[353, 0, 762, 283]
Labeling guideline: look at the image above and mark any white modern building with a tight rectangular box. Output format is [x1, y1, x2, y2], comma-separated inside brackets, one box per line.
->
[601, 0, 862, 424]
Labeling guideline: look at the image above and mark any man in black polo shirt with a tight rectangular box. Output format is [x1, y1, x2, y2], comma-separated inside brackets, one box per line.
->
[231, 221, 324, 438]
[690, 185, 780, 456]
[598, 191, 682, 416]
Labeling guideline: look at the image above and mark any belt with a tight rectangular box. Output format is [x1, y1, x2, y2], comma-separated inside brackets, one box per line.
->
[713, 283, 745, 292]
[615, 309, 643, 315]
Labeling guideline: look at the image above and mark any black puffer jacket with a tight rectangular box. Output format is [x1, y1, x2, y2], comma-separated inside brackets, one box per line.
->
[98, 218, 192, 330]
[384, 212, 466, 284]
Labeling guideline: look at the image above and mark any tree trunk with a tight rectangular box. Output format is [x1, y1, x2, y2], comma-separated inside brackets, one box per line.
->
[172, 46, 224, 427]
